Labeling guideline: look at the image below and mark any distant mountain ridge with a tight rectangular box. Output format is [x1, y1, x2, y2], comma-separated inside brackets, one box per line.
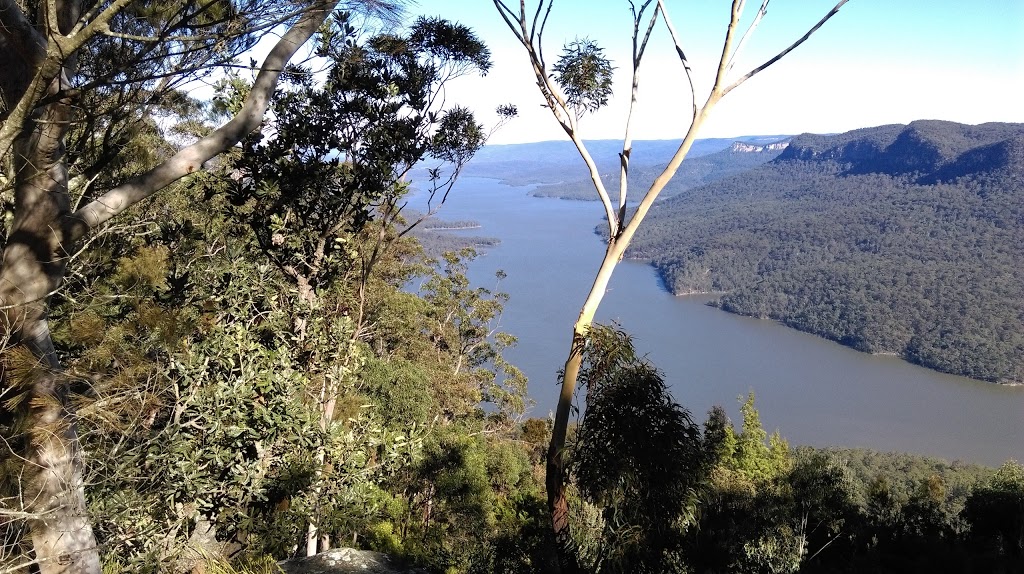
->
[630, 120, 1024, 384]
[529, 136, 791, 201]
[459, 135, 790, 187]
[778, 120, 1023, 180]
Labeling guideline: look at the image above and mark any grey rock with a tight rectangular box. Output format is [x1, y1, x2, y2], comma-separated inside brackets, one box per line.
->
[279, 548, 430, 574]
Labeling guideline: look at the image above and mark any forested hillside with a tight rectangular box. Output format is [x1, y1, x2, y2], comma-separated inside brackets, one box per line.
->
[630, 120, 1024, 383]
[0, 8, 552, 572]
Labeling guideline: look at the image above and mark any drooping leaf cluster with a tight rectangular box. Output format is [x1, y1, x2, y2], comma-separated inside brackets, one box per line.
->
[568, 325, 707, 572]
[553, 38, 614, 115]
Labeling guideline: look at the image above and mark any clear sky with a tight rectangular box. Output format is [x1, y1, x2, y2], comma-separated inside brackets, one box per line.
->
[410, 0, 1024, 144]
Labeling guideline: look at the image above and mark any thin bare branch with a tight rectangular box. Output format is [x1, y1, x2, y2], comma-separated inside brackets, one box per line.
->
[492, 0, 520, 30]
[0, 506, 60, 519]
[93, 26, 224, 44]
[712, 0, 746, 96]
[635, 1, 658, 64]
[618, 0, 658, 226]
[491, 1, 570, 129]
[492, 1, 616, 231]
[620, 0, 756, 242]
[529, 0, 545, 45]
[535, 0, 554, 71]
[723, 0, 850, 96]
[726, 0, 770, 75]
[617, 114, 710, 277]
[656, 0, 696, 119]
[569, 130, 617, 236]
[0, 559, 41, 574]
[70, 0, 134, 42]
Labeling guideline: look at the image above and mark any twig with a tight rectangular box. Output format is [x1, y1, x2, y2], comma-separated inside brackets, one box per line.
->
[657, 0, 697, 119]
[723, 0, 850, 96]
[726, 0, 770, 75]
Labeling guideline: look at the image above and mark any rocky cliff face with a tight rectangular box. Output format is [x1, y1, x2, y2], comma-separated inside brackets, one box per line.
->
[730, 141, 790, 153]
[775, 120, 1024, 182]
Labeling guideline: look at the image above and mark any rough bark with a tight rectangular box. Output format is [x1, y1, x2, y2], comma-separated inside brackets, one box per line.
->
[0, 2, 97, 571]
[0, 0, 47, 123]
[5, 96, 102, 573]
[0, 2, 342, 572]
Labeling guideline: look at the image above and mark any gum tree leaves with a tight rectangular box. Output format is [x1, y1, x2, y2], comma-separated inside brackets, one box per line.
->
[553, 39, 614, 115]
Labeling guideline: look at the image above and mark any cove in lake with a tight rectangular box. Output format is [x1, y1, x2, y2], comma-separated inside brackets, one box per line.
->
[409, 177, 1024, 467]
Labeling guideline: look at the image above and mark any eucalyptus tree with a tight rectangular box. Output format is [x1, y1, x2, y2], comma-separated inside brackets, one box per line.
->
[0, 1, 372, 571]
[569, 326, 707, 572]
[216, 13, 501, 555]
[492, 0, 850, 566]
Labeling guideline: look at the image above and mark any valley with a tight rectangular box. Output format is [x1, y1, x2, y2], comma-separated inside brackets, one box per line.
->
[451, 121, 1024, 385]
[410, 175, 1024, 467]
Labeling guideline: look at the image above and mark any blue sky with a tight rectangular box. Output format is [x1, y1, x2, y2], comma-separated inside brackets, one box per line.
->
[411, 0, 1024, 143]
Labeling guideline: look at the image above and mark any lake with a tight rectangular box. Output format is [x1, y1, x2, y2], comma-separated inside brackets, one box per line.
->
[410, 177, 1024, 467]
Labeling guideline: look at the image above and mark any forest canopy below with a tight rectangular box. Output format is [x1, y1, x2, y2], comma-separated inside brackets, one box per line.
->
[629, 120, 1024, 384]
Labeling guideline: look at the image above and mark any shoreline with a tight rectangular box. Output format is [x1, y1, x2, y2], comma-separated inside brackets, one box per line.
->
[421, 225, 483, 231]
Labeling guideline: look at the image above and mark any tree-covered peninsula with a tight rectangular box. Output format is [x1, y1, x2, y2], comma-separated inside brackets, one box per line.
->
[630, 120, 1024, 383]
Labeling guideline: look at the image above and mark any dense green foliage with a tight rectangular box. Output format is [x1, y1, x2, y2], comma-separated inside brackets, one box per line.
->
[46, 141, 550, 573]
[553, 39, 614, 116]
[558, 329, 1023, 573]
[567, 326, 708, 573]
[32, 112, 546, 568]
[0, 10, 548, 574]
[631, 121, 1024, 383]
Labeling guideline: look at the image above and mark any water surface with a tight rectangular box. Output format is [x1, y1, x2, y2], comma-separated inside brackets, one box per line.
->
[410, 177, 1024, 466]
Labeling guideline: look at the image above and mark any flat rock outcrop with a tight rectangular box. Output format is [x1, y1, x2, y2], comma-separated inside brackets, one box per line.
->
[279, 548, 428, 574]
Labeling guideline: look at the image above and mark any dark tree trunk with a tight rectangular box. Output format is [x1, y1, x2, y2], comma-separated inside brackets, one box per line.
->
[1, 44, 101, 574]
